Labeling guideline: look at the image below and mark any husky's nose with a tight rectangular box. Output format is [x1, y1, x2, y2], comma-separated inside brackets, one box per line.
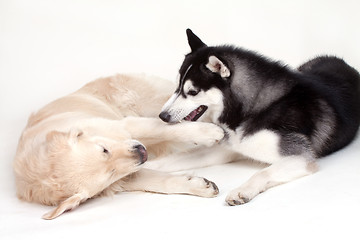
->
[159, 111, 171, 122]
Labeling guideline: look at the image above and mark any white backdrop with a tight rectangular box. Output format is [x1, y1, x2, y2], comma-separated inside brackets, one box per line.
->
[1, 0, 360, 239]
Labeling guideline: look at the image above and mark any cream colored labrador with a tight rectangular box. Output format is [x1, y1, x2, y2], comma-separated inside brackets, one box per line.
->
[14, 74, 224, 220]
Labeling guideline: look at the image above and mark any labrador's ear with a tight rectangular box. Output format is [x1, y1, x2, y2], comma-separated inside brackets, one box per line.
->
[186, 29, 207, 52]
[42, 192, 88, 220]
[46, 130, 69, 152]
[46, 130, 66, 142]
[206, 56, 231, 78]
[46, 129, 83, 147]
[68, 128, 83, 145]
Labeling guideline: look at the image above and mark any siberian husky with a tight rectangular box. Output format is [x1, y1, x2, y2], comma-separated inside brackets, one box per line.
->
[159, 29, 360, 205]
[14, 74, 224, 219]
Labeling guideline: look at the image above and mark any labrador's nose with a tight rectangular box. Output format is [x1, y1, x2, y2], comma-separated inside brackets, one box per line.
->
[134, 144, 147, 164]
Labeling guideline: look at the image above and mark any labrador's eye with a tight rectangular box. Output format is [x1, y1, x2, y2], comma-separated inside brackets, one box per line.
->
[188, 89, 199, 96]
[98, 144, 110, 156]
[103, 148, 109, 154]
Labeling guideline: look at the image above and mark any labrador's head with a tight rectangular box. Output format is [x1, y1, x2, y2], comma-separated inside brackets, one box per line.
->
[16, 128, 147, 220]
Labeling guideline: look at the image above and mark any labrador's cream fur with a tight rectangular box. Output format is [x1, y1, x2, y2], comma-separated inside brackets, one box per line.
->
[14, 74, 224, 220]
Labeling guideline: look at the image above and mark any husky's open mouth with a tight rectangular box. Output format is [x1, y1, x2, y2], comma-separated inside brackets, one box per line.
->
[184, 105, 208, 121]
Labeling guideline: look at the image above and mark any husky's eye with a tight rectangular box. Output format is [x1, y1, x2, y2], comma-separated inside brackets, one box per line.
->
[188, 89, 199, 96]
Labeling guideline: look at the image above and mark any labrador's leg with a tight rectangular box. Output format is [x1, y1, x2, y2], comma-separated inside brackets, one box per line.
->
[75, 117, 224, 148]
[112, 169, 219, 198]
[120, 117, 225, 147]
[145, 145, 239, 172]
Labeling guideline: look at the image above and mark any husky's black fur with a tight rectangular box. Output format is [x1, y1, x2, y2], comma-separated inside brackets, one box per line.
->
[179, 29, 360, 157]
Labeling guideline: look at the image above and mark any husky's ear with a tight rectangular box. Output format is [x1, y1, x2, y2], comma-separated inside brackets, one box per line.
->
[206, 56, 231, 78]
[186, 29, 207, 52]
[42, 192, 88, 220]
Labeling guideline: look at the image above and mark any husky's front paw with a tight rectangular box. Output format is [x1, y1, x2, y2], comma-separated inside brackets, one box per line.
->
[185, 176, 219, 198]
[192, 123, 225, 147]
[225, 187, 257, 206]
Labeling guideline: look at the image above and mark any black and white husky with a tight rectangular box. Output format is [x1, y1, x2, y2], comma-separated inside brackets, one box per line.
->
[158, 29, 360, 205]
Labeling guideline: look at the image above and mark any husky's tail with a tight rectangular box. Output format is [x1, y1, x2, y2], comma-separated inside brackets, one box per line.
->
[297, 55, 360, 103]
[298, 56, 360, 89]
[299, 55, 360, 155]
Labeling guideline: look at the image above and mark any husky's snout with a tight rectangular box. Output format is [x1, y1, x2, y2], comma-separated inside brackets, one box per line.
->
[159, 90, 210, 123]
[159, 111, 171, 122]
[159, 93, 179, 123]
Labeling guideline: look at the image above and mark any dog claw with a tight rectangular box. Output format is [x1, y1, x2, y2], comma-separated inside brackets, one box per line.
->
[225, 190, 251, 206]
[226, 197, 249, 206]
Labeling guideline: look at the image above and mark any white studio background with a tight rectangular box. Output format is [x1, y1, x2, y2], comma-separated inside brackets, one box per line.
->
[1, 0, 360, 239]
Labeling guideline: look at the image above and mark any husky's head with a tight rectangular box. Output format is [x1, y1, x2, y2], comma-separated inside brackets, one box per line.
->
[159, 29, 231, 124]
